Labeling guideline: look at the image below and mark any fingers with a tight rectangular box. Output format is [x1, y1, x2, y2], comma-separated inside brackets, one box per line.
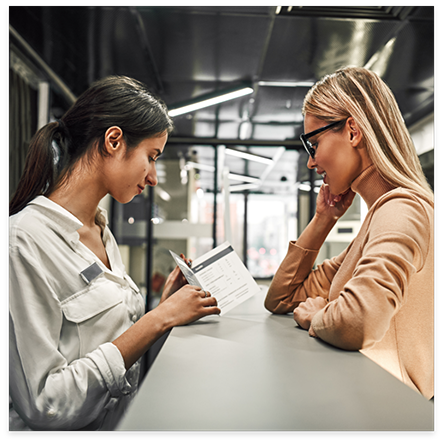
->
[322, 184, 356, 209]
[205, 305, 221, 316]
[320, 184, 339, 207]
[195, 288, 219, 313]
[194, 289, 220, 316]
[187, 286, 212, 299]
[202, 295, 217, 306]
[329, 196, 341, 207]
[343, 189, 356, 206]
[180, 253, 192, 267]
[182, 285, 218, 307]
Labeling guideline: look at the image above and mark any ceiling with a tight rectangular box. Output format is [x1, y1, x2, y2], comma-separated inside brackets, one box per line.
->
[9, 6, 434, 133]
[9, 5, 434, 194]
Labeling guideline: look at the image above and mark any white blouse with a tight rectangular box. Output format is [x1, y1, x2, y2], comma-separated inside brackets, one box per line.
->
[9, 196, 145, 431]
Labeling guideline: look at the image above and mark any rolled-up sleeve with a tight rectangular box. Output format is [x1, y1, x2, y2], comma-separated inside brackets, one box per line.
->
[9, 245, 136, 431]
[89, 343, 133, 397]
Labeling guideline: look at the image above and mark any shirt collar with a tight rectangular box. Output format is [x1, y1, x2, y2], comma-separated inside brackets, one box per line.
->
[27, 196, 109, 245]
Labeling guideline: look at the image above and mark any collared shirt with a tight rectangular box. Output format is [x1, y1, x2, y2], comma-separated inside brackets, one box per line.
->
[9, 196, 145, 431]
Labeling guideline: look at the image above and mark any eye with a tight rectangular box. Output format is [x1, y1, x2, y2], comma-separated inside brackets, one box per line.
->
[149, 157, 157, 163]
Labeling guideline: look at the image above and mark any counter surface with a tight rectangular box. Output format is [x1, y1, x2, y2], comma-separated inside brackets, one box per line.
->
[117, 287, 433, 431]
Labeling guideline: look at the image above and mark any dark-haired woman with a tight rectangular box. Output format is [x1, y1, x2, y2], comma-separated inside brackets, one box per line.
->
[9, 76, 220, 431]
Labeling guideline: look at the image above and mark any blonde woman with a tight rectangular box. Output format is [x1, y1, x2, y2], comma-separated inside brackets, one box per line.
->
[265, 67, 434, 399]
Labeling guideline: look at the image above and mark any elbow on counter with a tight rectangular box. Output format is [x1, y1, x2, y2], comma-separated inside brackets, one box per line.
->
[264, 299, 278, 314]
[263, 281, 275, 313]
[313, 321, 385, 352]
[264, 287, 292, 315]
[264, 291, 277, 313]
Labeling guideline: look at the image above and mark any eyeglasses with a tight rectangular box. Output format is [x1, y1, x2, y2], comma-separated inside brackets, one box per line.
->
[299, 120, 346, 159]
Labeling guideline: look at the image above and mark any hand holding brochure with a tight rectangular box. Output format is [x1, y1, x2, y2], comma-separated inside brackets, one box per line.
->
[169, 242, 260, 315]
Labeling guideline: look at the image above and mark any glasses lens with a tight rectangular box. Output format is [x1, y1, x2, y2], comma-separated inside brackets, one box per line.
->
[300, 135, 315, 158]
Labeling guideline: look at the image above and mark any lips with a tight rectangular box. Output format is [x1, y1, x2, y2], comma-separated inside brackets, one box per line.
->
[317, 170, 327, 183]
[137, 185, 145, 194]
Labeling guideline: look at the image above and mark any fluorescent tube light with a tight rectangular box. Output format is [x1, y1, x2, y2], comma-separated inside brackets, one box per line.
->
[230, 183, 261, 192]
[168, 86, 254, 117]
[225, 148, 274, 165]
[228, 173, 260, 183]
[258, 81, 315, 88]
[185, 162, 215, 172]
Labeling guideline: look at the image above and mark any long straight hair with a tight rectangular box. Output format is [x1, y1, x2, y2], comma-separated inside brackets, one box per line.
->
[302, 67, 433, 205]
[10, 75, 174, 216]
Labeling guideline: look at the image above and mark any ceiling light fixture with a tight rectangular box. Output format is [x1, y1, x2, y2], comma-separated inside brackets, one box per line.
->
[225, 148, 274, 165]
[168, 84, 254, 117]
[258, 81, 315, 88]
[184, 161, 215, 172]
[230, 182, 261, 192]
[228, 173, 260, 183]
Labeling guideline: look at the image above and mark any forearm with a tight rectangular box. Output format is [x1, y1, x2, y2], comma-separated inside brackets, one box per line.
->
[113, 285, 220, 370]
[296, 213, 337, 251]
[112, 306, 172, 370]
[265, 215, 336, 313]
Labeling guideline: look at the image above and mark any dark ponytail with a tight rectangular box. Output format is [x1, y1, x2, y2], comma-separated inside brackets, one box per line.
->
[9, 75, 174, 216]
[9, 121, 67, 216]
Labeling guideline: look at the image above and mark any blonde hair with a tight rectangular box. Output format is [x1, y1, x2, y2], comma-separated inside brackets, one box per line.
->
[302, 66, 433, 205]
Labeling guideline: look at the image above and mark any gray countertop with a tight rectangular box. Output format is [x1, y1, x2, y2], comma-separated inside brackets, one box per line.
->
[117, 286, 433, 431]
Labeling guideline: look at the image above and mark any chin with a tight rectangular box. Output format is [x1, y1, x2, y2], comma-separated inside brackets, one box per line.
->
[114, 195, 136, 205]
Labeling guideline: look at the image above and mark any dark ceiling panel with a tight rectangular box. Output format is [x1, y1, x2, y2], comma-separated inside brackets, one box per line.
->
[276, 6, 417, 20]
[262, 16, 406, 81]
[139, 9, 271, 85]
[250, 86, 307, 124]
[9, 5, 434, 139]
[375, 17, 434, 125]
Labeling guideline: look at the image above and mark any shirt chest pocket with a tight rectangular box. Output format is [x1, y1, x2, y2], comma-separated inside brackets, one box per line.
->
[61, 281, 130, 358]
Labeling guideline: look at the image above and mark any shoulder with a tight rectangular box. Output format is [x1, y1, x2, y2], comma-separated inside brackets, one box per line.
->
[366, 188, 433, 261]
[370, 188, 433, 228]
[10, 205, 46, 237]
[10, 205, 59, 254]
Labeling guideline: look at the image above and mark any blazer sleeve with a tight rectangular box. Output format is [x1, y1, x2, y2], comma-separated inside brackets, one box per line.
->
[9, 244, 133, 431]
[264, 240, 349, 314]
[311, 193, 432, 350]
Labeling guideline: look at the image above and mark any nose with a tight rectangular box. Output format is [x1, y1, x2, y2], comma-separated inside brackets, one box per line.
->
[146, 166, 158, 187]
[307, 154, 317, 170]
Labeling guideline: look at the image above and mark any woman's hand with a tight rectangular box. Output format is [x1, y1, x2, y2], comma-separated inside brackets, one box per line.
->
[114, 284, 219, 370]
[293, 297, 328, 332]
[158, 284, 220, 327]
[160, 254, 192, 303]
[316, 184, 356, 221]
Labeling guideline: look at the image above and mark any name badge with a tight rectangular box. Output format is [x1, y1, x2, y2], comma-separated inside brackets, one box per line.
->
[80, 262, 104, 284]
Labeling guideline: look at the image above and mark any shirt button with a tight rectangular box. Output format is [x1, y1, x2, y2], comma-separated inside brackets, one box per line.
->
[131, 314, 137, 323]
[47, 408, 56, 418]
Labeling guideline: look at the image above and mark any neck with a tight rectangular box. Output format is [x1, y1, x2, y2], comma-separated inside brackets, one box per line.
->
[351, 164, 396, 209]
[48, 166, 107, 227]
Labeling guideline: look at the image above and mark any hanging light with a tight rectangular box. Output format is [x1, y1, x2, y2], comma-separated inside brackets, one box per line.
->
[168, 84, 254, 117]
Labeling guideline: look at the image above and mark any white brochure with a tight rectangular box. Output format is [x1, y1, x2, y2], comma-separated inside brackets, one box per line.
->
[169, 241, 260, 315]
